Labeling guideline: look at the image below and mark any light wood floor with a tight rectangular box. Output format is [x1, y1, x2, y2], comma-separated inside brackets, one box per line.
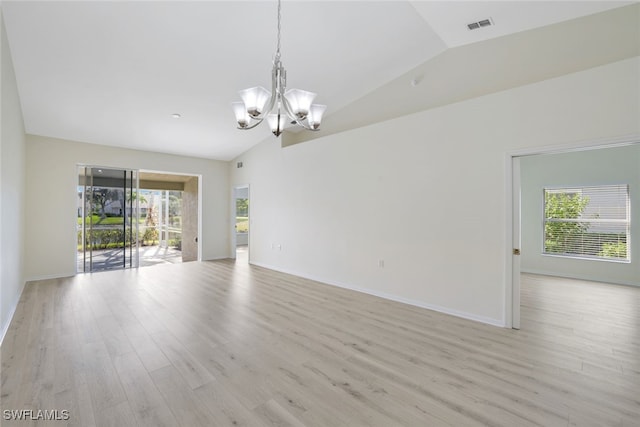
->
[1, 261, 639, 426]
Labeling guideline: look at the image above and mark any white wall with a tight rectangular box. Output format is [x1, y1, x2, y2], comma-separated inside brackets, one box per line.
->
[25, 135, 229, 280]
[520, 145, 639, 285]
[1, 10, 27, 340]
[231, 57, 640, 326]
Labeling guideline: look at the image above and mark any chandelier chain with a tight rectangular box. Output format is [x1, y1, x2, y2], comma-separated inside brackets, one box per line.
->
[275, 0, 282, 60]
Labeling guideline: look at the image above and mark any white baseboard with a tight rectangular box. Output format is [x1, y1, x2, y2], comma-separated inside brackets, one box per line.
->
[0, 281, 26, 347]
[25, 272, 75, 282]
[521, 268, 639, 287]
[250, 261, 505, 328]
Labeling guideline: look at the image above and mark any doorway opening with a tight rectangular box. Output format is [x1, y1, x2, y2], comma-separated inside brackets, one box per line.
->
[233, 185, 250, 263]
[77, 167, 200, 273]
[138, 171, 200, 267]
[136, 189, 183, 266]
[508, 138, 639, 329]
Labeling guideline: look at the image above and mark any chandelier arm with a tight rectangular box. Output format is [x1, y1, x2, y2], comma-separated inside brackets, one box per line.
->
[264, 60, 280, 115]
[279, 90, 315, 130]
[290, 118, 321, 131]
[237, 118, 264, 130]
[281, 100, 319, 131]
[253, 59, 282, 122]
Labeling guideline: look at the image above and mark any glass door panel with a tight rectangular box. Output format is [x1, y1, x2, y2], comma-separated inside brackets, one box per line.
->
[77, 166, 139, 273]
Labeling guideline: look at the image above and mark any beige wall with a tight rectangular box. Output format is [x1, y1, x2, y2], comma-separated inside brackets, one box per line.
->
[182, 176, 198, 262]
[25, 136, 229, 280]
[1, 10, 27, 340]
[231, 57, 640, 326]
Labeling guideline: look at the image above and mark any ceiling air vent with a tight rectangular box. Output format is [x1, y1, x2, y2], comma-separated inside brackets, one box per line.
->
[467, 18, 493, 31]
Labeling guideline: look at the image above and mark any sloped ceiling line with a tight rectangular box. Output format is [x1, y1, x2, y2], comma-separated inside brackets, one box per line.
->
[2, 1, 635, 160]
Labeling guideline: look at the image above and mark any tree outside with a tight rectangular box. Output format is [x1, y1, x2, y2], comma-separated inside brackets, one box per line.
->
[544, 192, 590, 255]
[236, 198, 249, 233]
[90, 188, 120, 218]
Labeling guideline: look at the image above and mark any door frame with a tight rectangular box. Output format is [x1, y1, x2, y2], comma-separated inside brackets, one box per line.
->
[505, 134, 639, 329]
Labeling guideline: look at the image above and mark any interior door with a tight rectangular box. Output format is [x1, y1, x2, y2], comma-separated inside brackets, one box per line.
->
[511, 157, 521, 329]
[78, 166, 139, 272]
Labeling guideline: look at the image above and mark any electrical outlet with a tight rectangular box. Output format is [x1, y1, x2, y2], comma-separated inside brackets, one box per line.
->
[378, 260, 384, 268]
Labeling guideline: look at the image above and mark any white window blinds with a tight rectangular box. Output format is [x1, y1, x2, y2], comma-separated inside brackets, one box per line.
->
[543, 185, 630, 261]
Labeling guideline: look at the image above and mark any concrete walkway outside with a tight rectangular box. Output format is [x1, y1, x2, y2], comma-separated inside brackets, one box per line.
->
[78, 244, 182, 272]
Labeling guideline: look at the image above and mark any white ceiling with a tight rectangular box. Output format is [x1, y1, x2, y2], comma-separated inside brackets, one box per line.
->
[2, 1, 633, 161]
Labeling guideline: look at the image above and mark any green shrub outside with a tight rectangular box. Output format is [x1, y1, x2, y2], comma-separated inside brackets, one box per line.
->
[77, 216, 144, 226]
[599, 242, 627, 259]
[77, 228, 183, 250]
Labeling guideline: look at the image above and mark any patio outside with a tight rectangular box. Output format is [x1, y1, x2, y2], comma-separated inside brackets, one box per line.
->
[78, 187, 183, 272]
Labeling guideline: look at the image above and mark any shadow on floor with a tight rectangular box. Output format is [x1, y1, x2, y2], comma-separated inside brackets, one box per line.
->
[77, 244, 182, 271]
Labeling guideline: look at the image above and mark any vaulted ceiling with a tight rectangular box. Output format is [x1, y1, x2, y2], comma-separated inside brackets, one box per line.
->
[2, 1, 636, 160]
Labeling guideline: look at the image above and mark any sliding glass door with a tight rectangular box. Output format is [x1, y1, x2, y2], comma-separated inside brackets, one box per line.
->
[77, 166, 139, 273]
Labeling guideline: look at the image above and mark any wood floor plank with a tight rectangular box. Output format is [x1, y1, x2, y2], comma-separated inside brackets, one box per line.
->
[148, 365, 218, 427]
[252, 398, 307, 427]
[54, 376, 97, 427]
[94, 400, 138, 427]
[149, 330, 215, 390]
[2, 263, 639, 426]
[191, 379, 267, 427]
[112, 351, 178, 427]
[81, 340, 128, 413]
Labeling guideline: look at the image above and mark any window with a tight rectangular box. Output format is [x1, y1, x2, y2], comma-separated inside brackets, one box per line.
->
[543, 185, 630, 261]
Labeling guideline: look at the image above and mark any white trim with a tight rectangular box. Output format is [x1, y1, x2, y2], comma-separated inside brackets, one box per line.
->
[521, 268, 639, 288]
[0, 303, 18, 347]
[0, 281, 26, 347]
[197, 174, 203, 262]
[251, 261, 505, 328]
[508, 133, 640, 157]
[511, 156, 522, 330]
[26, 272, 76, 282]
[204, 256, 228, 261]
[504, 153, 514, 328]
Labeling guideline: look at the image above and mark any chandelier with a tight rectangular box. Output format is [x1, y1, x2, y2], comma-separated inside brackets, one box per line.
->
[231, 0, 326, 137]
